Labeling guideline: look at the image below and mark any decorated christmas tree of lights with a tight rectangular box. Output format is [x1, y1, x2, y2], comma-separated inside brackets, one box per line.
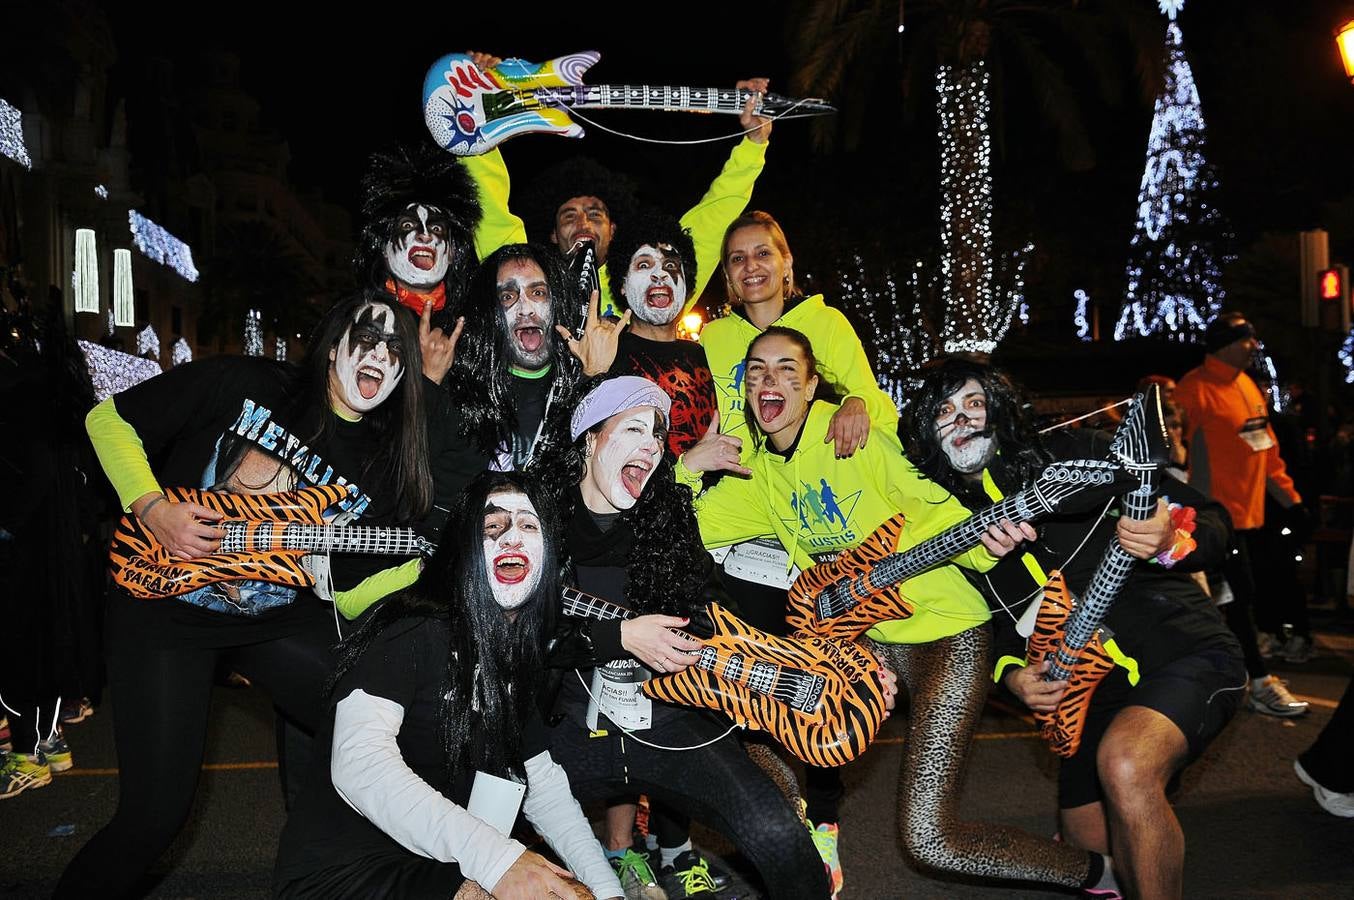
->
[1114, 0, 1232, 342]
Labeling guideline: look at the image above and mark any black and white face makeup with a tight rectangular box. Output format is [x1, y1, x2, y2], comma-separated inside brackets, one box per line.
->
[384, 203, 452, 290]
[580, 407, 664, 514]
[329, 302, 405, 418]
[622, 243, 686, 326]
[482, 490, 545, 613]
[497, 257, 555, 370]
[935, 377, 995, 475]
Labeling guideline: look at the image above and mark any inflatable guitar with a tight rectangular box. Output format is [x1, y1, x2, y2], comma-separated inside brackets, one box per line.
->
[1027, 386, 1170, 758]
[109, 485, 436, 599]
[423, 51, 835, 156]
[787, 458, 1129, 641]
[561, 588, 888, 767]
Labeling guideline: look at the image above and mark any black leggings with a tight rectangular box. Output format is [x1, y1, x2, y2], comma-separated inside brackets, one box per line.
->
[550, 713, 830, 899]
[54, 593, 335, 899]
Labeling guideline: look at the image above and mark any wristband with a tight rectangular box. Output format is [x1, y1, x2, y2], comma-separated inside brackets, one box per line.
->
[140, 494, 168, 521]
[1151, 501, 1197, 568]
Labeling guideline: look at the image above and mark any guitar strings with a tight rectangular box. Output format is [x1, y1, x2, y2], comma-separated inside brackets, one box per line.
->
[562, 98, 823, 147]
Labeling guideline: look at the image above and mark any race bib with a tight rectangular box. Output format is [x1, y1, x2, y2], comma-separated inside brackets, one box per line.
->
[1238, 416, 1275, 453]
[723, 538, 800, 590]
[585, 659, 653, 731]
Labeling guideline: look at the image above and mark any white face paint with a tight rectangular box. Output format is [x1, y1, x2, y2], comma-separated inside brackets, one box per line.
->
[935, 377, 996, 474]
[482, 490, 545, 612]
[580, 408, 664, 514]
[330, 302, 405, 417]
[384, 203, 451, 290]
[622, 243, 686, 326]
[497, 257, 555, 370]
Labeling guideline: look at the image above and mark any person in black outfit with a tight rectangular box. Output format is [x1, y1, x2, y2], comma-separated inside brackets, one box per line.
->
[57, 292, 458, 898]
[274, 471, 624, 899]
[529, 375, 830, 900]
[903, 357, 1247, 900]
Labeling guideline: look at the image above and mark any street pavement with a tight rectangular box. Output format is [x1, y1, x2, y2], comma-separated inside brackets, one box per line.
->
[3, 613, 1352, 899]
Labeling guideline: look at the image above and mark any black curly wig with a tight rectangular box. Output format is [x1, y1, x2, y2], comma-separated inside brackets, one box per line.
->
[447, 243, 581, 455]
[328, 470, 561, 785]
[902, 356, 1051, 510]
[521, 157, 638, 250]
[604, 206, 697, 312]
[354, 141, 482, 298]
[528, 375, 709, 618]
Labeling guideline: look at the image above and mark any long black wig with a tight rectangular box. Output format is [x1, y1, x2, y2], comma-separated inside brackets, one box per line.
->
[901, 356, 1051, 510]
[604, 206, 697, 310]
[528, 375, 709, 618]
[448, 243, 580, 455]
[354, 141, 482, 300]
[328, 470, 561, 784]
[215, 289, 432, 522]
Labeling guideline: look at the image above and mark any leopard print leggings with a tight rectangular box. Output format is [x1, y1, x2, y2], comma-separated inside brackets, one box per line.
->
[870, 624, 1091, 888]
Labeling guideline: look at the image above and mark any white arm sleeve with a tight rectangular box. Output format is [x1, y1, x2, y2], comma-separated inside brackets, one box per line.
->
[331, 689, 527, 890]
[522, 750, 625, 899]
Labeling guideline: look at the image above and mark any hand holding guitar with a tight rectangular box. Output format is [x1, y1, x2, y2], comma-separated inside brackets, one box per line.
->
[556, 290, 629, 377]
[979, 518, 1037, 557]
[133, 491, 224, 559]
[621, 615, 703, 674]
[736, 77, 773, 144]
[1004, 659, 1068, 714]
[420, 301, 465, 384]
[1115, 498, 1172, 559]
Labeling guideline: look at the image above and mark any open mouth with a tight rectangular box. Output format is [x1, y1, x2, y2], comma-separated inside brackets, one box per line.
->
[356, 365, 386, 400]
[493, 552, 529, 584]
[514, 325, 544, 353]
[645, 286, 674, 309]
[620, 459, 653, 499]
[408, 246, 438, 272]
[742, 274, 769, 291]
[758, 391, 785, 424]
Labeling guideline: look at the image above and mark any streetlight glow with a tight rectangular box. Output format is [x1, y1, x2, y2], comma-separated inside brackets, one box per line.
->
[1337, 20, 1354, 81]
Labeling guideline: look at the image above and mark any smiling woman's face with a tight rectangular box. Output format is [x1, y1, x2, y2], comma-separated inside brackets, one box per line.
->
[482, 489, 544, 612]
[579, 407, 665, 514]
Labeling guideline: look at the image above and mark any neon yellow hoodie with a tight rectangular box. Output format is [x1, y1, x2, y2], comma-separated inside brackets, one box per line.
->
[690, 402, 993, 645]
[462, 138, 768, 318]
[698, 295, 898, 462]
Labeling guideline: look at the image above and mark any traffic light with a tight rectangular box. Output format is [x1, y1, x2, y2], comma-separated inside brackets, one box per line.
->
[1317, 264, 1351, 332]
[1320, 267, 1344, 301]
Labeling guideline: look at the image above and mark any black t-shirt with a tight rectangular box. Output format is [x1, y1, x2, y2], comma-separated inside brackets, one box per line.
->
[274, 616, 549, 883]
[608, 332, 715, 457]
[111, 355, 465, 610]
[976, 429, 1240, 682]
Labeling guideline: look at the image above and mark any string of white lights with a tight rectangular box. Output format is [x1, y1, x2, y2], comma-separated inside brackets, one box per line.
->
[78, 340, 162, 402]
[0, 98, 32, 169]
[135, 324, 160, 359]
[113, 249, 135, 327]
[171, 337, 193, 367]
[244, 309, 263, 357]
[73, 229, 99, 314]
[128, 210, 200, 282]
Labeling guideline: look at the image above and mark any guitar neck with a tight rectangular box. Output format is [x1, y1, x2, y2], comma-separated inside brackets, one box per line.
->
[540, 85, 751, 114]
[221, 522, 430, 556]
[867, 491, 1035, 591]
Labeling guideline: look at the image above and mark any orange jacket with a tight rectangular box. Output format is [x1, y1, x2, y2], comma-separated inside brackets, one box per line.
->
[1176, 355, 1300, 530]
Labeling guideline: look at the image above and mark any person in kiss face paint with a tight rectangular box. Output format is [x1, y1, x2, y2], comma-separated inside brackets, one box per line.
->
[482, 488, 546, 612]
[497, 256, 556, 371]
[384, 203, 452, 292]
[329, 302, 406, 418]
[622, 244, 686, 327]
[525, 376, 832, 900]
[276, 471, 628, 900]
[933, 377, 996, 475]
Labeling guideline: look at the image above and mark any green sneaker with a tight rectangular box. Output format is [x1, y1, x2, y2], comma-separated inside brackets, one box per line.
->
[611, 847, 668, 900]
[38, 730, 73, 773]
[0, 751, 52, 799]
[659, 850, 719, 898]
[810, 821, 842, 898]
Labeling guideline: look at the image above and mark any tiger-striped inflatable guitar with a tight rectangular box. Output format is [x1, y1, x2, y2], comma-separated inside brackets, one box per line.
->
[562, 588, 888, 767]
[110, 485, 436, 599]
[1028, 386, 1170, 757]
[786, 458, 1129, 641]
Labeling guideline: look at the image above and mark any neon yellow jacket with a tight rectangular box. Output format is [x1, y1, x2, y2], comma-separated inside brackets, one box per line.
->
[698, 295, 898, 463]
[463, 138, 768, 318]
[689, 401, 993, 644]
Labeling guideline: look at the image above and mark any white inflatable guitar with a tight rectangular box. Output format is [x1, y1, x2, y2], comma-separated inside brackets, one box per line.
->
[423, 51, 835, 156]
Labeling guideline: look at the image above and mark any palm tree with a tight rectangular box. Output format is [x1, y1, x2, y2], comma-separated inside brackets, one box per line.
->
[791, 0, 1160, 355]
